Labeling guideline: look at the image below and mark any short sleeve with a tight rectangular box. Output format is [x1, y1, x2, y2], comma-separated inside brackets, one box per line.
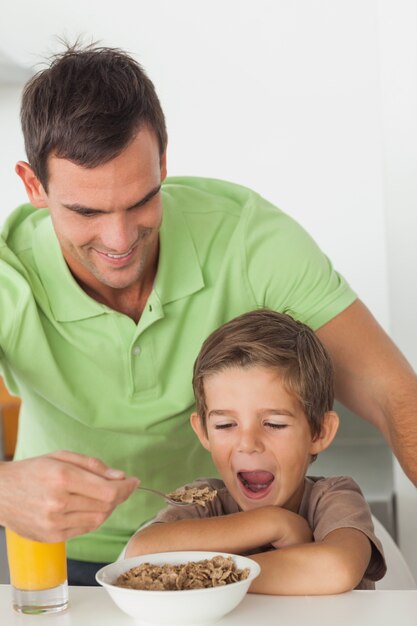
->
[305, 476, 387, 583]
[242, 197, 357, 330]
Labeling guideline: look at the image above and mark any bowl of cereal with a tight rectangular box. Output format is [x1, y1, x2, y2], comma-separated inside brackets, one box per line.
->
[96, 551, 261, 625]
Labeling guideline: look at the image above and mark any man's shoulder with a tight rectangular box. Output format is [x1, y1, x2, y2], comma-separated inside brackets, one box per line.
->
[0, 204, 52, 306]
[163, 175, 255, 198]
[1, 204, 48, 255]
[162, 176, 274, 217]
[161, 176, 293, 247]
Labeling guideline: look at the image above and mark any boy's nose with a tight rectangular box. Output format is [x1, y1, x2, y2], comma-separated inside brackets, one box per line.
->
[237, 429, 265, 454]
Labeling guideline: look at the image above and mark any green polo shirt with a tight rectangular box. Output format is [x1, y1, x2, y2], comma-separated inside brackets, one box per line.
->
[0, 176, 356, 562]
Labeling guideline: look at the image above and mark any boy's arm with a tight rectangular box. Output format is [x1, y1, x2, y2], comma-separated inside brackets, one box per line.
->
[125, 506, 312, 558]
[249, 527, 372, 595]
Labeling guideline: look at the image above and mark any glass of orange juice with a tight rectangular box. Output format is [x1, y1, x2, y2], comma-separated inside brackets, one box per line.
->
[5, 528, 68, 614]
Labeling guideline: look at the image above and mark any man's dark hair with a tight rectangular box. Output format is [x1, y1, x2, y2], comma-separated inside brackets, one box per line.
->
[193, 309, 334, 453]
[21, 42, 167, 190]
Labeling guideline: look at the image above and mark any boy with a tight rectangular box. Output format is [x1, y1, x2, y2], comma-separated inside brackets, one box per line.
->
[125, 309, 386, 594]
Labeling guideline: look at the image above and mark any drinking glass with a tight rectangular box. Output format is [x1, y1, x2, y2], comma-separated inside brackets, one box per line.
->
[5, 528, 68, 614]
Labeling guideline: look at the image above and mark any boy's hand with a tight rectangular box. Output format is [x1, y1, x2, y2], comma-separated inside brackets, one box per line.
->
[270, 509, 313, 548]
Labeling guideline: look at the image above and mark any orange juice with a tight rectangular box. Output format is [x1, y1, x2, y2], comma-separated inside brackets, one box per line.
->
[5, 528, 67, 591]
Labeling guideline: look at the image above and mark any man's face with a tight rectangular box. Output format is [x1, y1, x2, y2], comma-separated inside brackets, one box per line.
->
[192, 366, 319, 513]
[34, 128, 166, 291]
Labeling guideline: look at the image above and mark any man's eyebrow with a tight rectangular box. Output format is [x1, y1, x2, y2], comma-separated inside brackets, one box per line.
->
[62, 184, 162, 213]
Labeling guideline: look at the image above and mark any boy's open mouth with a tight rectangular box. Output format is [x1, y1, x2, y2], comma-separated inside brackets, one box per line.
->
[237, 470, 275, 499]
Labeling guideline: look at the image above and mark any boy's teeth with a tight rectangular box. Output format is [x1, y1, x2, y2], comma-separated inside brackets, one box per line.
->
[248, 483, 269, 492]
[239, 471, 274, 493]
[240, 477, 269, 492]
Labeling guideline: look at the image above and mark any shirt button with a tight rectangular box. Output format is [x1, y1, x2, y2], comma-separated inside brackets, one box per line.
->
[132, 346, 141, 356]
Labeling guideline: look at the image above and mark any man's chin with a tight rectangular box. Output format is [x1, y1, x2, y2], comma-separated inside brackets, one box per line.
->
[86, 262, 143, 290]
[95, 276, 139, 291]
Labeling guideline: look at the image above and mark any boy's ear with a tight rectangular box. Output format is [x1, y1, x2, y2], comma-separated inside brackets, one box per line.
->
[15, 161, 48, 208]
[190, 412, 211, 451]
[309, 411, 339, 456]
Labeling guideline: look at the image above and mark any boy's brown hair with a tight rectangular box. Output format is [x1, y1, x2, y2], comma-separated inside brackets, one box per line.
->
[21, 42, 167, 191]
[192, 309, 334, 440]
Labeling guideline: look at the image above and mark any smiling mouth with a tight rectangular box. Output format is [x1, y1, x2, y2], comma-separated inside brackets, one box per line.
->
[97, 245, 135, 257]
[238, 471, 275, 495]
[93, 246, 136, 264]
[105, 250, 133, 259]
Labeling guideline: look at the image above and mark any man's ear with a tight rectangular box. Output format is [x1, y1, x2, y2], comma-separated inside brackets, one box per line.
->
[190, 412, 211, 451]
[310, 411, 339, 456]
[15, 161, 48, 208]
[160, 148, 167, 182]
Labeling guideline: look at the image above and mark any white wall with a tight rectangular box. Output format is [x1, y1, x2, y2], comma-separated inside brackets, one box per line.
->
[0, 0, 390, 327]
[378, 0, 417, 579]
[1, 0, 416, 574]
[0, 86, 25, 211]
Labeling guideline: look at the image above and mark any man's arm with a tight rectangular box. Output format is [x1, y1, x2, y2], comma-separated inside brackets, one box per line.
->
[249, 527, 372, 595]
[125, 507, 312, 558]
[0, 450, 139, 542]
[316, 299, 417, 486]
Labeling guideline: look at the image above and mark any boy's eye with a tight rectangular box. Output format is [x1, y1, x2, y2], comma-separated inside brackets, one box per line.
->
[265, 422, 288, 430]
[214, 422, 234, 430]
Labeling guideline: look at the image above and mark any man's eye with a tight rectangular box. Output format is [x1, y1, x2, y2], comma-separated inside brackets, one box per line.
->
[77, 210, 99, 218]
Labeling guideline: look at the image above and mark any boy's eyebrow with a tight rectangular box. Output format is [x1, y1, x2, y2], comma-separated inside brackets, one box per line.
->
[207, 410, 237, 418]
[258, 409, 296, 418]
[207, 408, 296, 418]
[62, 184, 162, 214]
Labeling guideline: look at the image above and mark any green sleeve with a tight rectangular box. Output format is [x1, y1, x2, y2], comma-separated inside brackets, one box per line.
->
[242, 196, 357, 330]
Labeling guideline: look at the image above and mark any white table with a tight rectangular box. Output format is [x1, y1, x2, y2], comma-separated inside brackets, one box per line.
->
[1, 585, 417, 626]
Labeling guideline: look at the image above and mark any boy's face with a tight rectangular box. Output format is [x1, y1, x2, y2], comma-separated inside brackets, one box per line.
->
[191, 365, 337, 513]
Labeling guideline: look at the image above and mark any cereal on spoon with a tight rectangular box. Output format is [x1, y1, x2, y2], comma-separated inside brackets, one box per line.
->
[166, 485, 217, 507]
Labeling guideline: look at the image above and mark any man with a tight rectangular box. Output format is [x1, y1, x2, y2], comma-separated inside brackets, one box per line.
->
[0, 43, 416, 585]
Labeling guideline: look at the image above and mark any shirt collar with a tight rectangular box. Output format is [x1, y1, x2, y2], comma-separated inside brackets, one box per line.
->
[33, 217, 107, 321]
[32, 192, 204, 322]
[155, 190, 205, 304]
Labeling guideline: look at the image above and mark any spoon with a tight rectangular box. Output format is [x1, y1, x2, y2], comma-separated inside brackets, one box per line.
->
[136, 486, 192, 507]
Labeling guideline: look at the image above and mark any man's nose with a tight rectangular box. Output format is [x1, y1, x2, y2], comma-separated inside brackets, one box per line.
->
[102, 213, 135, 252]
[237, 428, 265, 454]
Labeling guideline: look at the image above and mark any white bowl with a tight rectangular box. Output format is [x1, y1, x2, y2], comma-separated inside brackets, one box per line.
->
[96, 550, 260, 625]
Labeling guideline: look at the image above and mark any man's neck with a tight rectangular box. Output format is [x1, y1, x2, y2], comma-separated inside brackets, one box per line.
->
[79, 278, 153, 323]
[64, 242, 159, 323]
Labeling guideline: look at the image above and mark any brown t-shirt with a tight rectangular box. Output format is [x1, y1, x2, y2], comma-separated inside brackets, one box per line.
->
[152, 475, 386, 590]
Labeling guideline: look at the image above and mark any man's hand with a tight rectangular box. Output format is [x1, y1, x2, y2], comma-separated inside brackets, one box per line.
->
[0, 450, 139, 542]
